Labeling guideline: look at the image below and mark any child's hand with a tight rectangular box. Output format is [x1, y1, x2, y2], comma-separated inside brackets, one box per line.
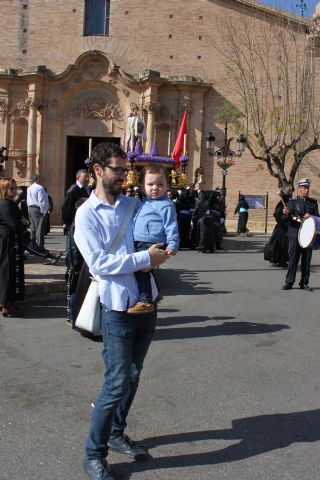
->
[165, 249, 176, 256]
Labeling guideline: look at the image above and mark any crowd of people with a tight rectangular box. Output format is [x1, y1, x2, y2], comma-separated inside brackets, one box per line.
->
[0, 174, 62, 317]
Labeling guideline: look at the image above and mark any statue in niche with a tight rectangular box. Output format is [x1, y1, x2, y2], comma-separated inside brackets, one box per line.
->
[125, 108, 147, 152]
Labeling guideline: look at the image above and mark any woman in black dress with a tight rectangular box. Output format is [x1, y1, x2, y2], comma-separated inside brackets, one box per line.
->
[0, 178, 26, 317]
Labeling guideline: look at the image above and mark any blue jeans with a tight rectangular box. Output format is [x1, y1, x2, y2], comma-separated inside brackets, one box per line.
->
[85, 307, 157, 460]
[134, 241, 153, 303]
[134, 241, 165, 303]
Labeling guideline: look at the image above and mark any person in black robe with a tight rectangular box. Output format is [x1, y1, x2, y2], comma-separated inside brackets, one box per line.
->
[61, 169, 89, 232]
[175, 189, 192, 248]
[264, 192, 290, 267]
[192, 191, 216, 253]
[65, 197, 86, 325]
[0, 177, 26, 317]
[235, 195, 250, 234]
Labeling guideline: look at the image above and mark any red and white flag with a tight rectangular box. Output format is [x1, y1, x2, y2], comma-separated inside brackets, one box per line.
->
[172, 110, 188, 169]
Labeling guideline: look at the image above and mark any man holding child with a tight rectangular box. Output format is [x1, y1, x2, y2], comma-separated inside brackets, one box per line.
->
[74, 143, 171, 480]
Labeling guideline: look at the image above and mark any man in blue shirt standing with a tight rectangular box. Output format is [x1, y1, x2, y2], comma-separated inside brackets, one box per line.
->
[74, 142, 169, 480]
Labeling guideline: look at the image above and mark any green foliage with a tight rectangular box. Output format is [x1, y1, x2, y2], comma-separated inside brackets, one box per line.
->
[213, 101, 241, 127]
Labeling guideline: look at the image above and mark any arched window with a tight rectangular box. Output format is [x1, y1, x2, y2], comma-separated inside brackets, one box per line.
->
[84, 0, 111, 36]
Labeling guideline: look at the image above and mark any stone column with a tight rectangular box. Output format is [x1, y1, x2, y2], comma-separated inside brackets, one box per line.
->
[145, 102, 157, 153]
[26, 97, 37, 183]
[141, 85, 158, 153]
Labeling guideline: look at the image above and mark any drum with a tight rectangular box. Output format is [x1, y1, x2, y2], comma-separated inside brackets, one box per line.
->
[298, 216, 320, 249]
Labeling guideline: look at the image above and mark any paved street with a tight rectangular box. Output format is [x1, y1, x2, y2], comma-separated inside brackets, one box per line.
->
[1, 236, 320, 480]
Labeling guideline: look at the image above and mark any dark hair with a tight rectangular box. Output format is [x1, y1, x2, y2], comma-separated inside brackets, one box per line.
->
[89, 142, 127, 179]
[33, 174, 43, 183]
[139, 164, 169, 185]
[76, 169, 88, 178]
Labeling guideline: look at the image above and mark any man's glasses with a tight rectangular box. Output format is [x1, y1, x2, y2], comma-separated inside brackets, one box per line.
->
[105, 165, 129, 176]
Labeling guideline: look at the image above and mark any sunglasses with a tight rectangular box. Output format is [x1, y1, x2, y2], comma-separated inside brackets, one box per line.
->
[105, 165, 129, 176]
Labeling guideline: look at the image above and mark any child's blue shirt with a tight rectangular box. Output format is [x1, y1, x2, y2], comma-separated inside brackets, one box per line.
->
[133, 194, 179, 250]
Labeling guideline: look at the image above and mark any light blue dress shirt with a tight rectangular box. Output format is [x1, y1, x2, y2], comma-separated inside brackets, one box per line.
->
[74, 192, 151, 311]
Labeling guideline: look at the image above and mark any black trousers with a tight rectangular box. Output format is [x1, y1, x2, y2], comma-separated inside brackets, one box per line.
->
[285, 237, 312, 286]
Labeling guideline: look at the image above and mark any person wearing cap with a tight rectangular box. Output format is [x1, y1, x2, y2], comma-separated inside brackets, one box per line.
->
[27, 174, 49, 252]
[282, 178, 319, 291]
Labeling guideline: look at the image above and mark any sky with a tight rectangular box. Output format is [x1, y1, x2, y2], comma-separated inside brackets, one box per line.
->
[259, 0, 318, 18]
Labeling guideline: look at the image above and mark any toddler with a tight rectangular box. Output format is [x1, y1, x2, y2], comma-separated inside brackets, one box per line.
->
[128, 165, 179, 314]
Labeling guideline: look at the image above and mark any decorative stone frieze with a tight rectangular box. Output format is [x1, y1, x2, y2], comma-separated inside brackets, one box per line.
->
[64, 90, 122, 123]
[74, 98, 119, 119]
[0, 98, 9, 120]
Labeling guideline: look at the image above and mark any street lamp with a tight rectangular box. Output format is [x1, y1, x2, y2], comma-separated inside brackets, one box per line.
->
[206, 123, 246, 198]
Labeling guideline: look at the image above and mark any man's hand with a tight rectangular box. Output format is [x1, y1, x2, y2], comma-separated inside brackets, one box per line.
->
[148, 243, 170, 268]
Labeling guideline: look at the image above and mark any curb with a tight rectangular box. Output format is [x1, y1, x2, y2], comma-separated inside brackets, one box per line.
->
[25, 281, 67, 300]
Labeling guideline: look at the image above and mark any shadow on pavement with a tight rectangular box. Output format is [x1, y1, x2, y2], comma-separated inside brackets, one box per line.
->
[156, 268, 225, 296]
[157, 315, 235, 326]
[23, 303, 66, 319]
[113, 408, 320, 477]
[154, 320, 289, 341]
[223, 237, 266, 253]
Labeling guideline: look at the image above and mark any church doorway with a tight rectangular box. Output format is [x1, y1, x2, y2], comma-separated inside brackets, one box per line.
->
[65, 135, 121, 191]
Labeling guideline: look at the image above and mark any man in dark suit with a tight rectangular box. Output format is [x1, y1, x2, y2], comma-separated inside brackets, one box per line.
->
[61, 169, 89, 232]
[282, 178, 319, 291]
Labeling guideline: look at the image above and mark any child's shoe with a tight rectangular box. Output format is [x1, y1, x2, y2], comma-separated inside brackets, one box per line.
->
[127, 302, 154, 314]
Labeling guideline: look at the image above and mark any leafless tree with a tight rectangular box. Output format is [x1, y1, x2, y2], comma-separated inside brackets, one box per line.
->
[215, 13, 320, 192]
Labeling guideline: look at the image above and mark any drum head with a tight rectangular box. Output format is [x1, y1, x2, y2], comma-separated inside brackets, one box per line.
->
[299, 217, 315, 248]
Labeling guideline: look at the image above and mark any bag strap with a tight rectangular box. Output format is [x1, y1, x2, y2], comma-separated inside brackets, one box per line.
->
[109, 198, 137, 254]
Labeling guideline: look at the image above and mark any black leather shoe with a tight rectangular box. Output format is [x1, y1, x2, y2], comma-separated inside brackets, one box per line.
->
[300, 285, 313, 292]
[82, 458, 114, 480]
[281, 283, 293, 290]
[108, 434, 149, 461]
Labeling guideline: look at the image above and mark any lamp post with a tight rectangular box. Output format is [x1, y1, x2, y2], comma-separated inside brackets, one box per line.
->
[206, 123, 246, 199]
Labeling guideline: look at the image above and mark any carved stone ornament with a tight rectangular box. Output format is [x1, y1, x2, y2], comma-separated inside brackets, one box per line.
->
[145, 102, 157, 113]
[16, 100, 31, 116]
[0, 98, 9, 120]
[9, 149, 27, 177]
[130, 103, 141, 115]
[66, 92, 121, 121]
[309, 17, 320, 37]
[15, 98, 43, 117]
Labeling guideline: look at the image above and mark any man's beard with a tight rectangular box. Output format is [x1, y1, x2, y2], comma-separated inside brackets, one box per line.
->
[102, 178, 123, 197]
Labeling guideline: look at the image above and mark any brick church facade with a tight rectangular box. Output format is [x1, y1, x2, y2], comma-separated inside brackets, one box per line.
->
[0, 0, 319, 228]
